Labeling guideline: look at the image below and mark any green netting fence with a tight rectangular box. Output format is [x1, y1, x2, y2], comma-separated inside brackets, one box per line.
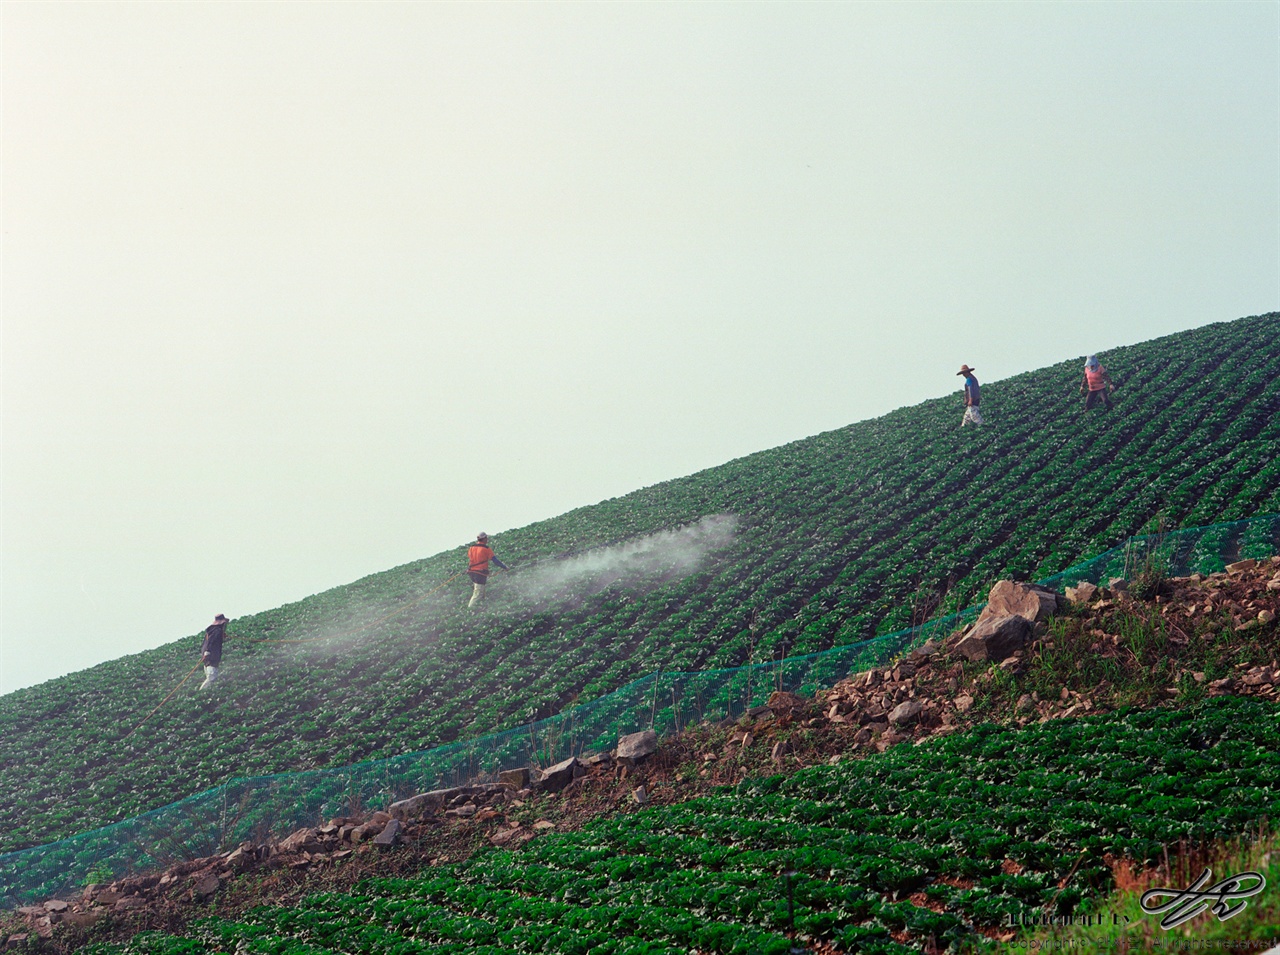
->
[3, 513, 1277, 904]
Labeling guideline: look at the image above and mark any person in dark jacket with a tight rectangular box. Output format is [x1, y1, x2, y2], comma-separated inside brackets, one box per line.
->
[467, 533, 509, 609]
[958, 364, 983, 427]
[199, 614, 228, 689]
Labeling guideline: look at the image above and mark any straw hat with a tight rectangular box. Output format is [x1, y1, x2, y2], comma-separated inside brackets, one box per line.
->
[957, 365, 976, 375]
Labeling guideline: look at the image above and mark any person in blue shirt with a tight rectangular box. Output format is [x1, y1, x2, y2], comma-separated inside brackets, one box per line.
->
[958, 365, 982, 427]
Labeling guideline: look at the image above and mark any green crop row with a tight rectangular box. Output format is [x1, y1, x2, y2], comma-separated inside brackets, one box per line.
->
[86, 697, 1280, 954]
[2, 313, 1278, 855]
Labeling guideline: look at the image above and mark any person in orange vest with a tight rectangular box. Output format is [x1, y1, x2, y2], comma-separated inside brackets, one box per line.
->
[467, 532, 509, 609]
[1079, 355, 1115, 411]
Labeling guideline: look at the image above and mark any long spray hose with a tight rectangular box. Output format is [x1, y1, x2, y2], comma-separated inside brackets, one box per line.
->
[121, 662, 205, 741]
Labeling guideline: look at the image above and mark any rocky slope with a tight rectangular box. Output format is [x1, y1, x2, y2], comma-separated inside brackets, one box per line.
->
[6, 557, 1278, 953]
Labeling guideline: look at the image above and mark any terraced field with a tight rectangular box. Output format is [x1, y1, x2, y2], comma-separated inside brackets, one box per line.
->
[83, 698, 1280, 955]
[2, 312, 1278, 854]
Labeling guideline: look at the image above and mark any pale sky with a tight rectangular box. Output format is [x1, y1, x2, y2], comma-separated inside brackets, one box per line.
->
[2, 2, 1277, 694]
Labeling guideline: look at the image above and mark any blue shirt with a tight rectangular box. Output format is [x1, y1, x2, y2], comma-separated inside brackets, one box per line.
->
[963, 375, 980, 405]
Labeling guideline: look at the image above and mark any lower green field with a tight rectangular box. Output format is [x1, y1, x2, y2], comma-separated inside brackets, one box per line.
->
[93, 696, 1280, 955]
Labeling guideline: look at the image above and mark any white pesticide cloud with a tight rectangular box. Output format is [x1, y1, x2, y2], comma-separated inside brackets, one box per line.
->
[501, 514, 740, 609]
[2, 3, 1276, 693]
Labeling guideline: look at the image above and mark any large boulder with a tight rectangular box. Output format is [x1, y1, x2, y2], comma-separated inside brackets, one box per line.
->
[985, 580, 1060, 624]
[498, 767, 531, 790]
[616, 729, 658, 763]
[278, 828, 323, 854]
[888, 700, 923, 725]
[373, 819, 403, 847]
[390, 788, 461, 817]
[533, 757, 583, 793]
[1064, 581, 1098, 604]
[954, 614, 1031, 662]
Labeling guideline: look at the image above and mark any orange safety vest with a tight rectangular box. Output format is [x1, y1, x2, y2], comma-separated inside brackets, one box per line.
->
[1085, 366, 1107, 391]
[468, 544, 495, 575]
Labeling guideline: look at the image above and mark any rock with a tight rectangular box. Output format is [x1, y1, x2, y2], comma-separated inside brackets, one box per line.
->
[373, 819, 403, 847]
[767, 690, 806, 713]
[1226, 559, 1258, 574]
[17, 906, 44, 918]
[771, 739, 791, 761]
[43, 900, 69, 913]
[955, 694, 974, 714]
[875, 730, 905, 752]
[632, 786, 649, 805]
[113, 896, 146, 912]
[490, 825, 524, 846]
[534, 756, 582, 793]
[498, 767, 531, 790]
[1016, 694, 1034, 713]
[583, 753, 613, 768]
[985, 580, 1060, 624]
[6, 935, 30, 948]
[1266, 580, 1280, 592]
[350, 819, 389, 842]
[1065, 581, 1098, 604]
[1260, 610, 1276, 625]
[912, 638, 941, 659]
[369, 811, 392, 826]
[532, 820, 556, 831]
[1108, 577, 1129, 592]
[616, 729, 659, 762]
[193, 872, 220, 900]
[954, 614, 1031, 662]
[390, 788, 461, 817]
[888, 700, 923, 725]
[279, 828, 323, 854]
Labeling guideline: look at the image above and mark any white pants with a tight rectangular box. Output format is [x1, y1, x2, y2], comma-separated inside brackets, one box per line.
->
[468, 582, 486, 608]
[962, 406, 984, 427]
[200, 665, 219, 689]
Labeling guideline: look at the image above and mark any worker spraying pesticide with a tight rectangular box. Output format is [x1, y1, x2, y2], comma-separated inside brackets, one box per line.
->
[1079, 354, 1116, 412]
[199, 614, 229, 689]
[957, 364, 982, 427]
[467, 532, 510, 609]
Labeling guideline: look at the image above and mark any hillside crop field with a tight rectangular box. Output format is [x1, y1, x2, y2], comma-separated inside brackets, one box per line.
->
[80, 697, 1280, 955]
[2, 313, 1278, 854]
